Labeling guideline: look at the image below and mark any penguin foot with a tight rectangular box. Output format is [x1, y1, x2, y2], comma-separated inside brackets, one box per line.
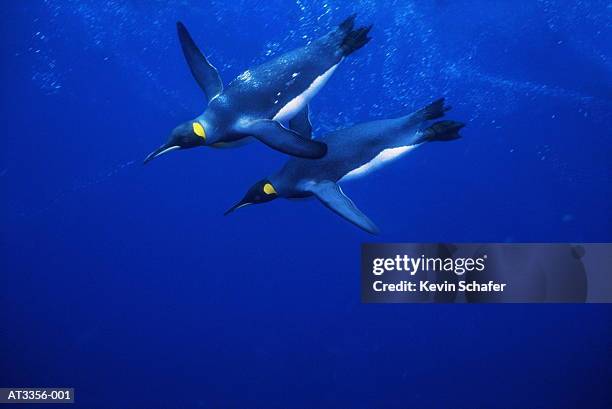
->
[420, 98, 452, 120]
[420, 121, 465, 143]
[339, 18, 373, 56]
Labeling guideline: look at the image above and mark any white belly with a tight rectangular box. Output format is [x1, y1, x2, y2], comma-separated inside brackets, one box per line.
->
[340, 145, 419, 182]
[272, 61, 342, 123]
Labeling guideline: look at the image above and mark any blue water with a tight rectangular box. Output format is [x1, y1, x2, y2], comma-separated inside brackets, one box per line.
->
[1, 1, 611, 408]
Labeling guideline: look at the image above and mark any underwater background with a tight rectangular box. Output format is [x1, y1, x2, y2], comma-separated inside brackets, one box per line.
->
[1, 1, 611, 408]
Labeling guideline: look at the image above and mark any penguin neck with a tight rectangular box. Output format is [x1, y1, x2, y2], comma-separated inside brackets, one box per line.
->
[199, 104, 238, 144]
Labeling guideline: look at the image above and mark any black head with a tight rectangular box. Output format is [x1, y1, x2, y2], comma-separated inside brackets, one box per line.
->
[225, 180, 278, 215]
[144, 120, 207, 164]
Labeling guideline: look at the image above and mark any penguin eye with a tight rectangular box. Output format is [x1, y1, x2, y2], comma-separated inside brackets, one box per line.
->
[263, 183, 277, 195]
[192, 122, 206, 140]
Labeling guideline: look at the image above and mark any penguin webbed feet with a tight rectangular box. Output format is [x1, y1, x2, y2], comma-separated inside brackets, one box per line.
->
[421, 98, 452, 121]
[340, 24, 373, 56]
[420, 120, 465, 143]
[337, 14, 373, 56]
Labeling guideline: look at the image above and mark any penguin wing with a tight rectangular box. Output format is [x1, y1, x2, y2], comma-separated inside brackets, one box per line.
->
[307, 181, 379, 234]
[289, 106, 312, 139]
[237, 119, 326, 159]
[177, 22, 223, 101]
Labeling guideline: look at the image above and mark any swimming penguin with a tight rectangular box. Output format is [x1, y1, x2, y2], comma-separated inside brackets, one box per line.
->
[224, 99, 465, 234]
[144, 15, 372, 163]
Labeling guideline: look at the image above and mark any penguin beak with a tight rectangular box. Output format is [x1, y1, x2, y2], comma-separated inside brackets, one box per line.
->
[143, 144, 180, 164]
[224, 200, 252, 216]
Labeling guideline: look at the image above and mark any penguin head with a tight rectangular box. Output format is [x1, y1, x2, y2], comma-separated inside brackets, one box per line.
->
[144, 120, 208, 164]
[224, 180, 278, 215]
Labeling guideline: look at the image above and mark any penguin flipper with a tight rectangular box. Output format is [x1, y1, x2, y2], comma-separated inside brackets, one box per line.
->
[307, 181, 380, 234]
[289, 105, 312, 139]
[239, 119, 326, 158]
[177, 22, 223, 101]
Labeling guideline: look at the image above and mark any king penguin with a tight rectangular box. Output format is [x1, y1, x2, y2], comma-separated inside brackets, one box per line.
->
[144, 15, 372, 163]
[224, 99, 465, 234]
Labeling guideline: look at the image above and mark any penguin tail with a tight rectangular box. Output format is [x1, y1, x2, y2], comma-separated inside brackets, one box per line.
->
[339, 15, 372, 56]
[419, 121, 465, 143]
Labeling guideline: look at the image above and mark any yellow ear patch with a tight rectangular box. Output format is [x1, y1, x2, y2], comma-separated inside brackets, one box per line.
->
[192, 122, 206, 139]
[263, 183, 277, 195]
